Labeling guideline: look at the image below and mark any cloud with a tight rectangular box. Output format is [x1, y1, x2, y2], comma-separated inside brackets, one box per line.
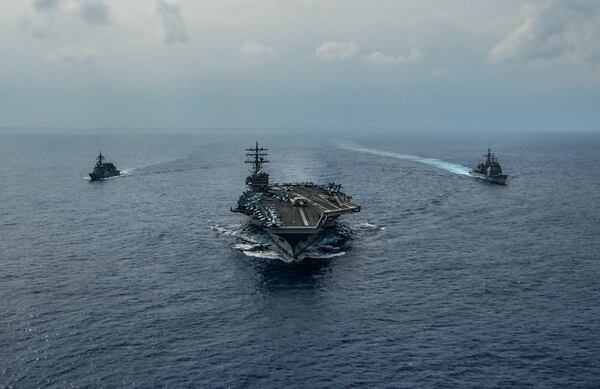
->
[156, 0, 189, 44]
[489, 0, 600, 64]
[79, 0, 110, 25]
[32, 0, 61, 12]
[432, 68, 448, 76]
[47, 45, 97, 63]
[364, 48, 425, 65]
[239, 41, 276, 60]
[314, 41, 359, 61]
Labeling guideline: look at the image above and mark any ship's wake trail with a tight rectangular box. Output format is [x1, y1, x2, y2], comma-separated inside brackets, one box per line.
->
[338, 142, 471, 176]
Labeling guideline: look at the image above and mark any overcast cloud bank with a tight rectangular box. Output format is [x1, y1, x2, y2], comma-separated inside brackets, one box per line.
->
[156, 0, 189, 43]
[0, 0, 599, 130]
[489, 0, 600, 64]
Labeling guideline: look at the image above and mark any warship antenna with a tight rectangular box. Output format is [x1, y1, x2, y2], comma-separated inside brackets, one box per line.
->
[245, 141, 269, 175]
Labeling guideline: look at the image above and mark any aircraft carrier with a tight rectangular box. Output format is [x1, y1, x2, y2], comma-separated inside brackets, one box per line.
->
[232, 142, 361, 260]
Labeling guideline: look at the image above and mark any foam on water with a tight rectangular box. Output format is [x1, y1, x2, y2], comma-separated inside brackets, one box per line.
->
[338, 142, 471, 176]
[211, 224, 242, 237]
[82, 169, 132, 181]
[232, 243, 262, 251]
[241, 250, 285, 260]
[354, 222, 385, 231]
[212, 222, 353, 262]
[212, 224, 284, 259]
[301, 251, 346, 259]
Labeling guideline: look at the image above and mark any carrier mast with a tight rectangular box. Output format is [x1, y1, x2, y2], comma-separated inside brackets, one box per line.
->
[245, 141, 270, 192]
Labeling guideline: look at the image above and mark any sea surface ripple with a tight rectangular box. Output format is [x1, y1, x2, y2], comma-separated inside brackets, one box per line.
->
[1, 130, 599, 387]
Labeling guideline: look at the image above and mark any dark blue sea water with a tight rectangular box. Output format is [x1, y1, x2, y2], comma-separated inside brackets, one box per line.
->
[1, 129, 599, 387]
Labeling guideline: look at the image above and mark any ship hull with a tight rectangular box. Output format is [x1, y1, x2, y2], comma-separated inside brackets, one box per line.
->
[470, 171, 507, 185]
[266, 229, 321, 261]
[89, 171, 120, 181]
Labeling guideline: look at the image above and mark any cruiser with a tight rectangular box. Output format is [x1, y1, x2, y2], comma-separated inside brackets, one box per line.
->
[471, 148, 507, 185]
[232, 142, 361, 260]
[89, 152, 120, 181]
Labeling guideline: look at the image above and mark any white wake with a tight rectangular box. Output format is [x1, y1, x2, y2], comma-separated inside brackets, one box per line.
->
[338, 142, 471, 176]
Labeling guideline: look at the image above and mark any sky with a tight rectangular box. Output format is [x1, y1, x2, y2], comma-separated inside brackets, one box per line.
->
[1, 0, 599, 131]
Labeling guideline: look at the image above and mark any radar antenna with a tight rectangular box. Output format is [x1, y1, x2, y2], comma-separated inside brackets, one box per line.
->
[97, 151, 104, 166]
[245, 141, 269, 174]
[485, 148, 493, 165]
[244, 141, 270, 192]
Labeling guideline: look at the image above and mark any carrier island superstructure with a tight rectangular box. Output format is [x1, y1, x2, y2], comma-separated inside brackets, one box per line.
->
[232, 142, 361, 260]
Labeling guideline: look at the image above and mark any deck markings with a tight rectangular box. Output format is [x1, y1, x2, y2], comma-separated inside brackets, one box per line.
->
[298, 208, 309, 226]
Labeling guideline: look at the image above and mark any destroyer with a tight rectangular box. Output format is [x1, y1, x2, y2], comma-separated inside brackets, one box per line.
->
[89, 152, 120, 181]
[232, 142, 361, 260]
[471, 148, 507, 185]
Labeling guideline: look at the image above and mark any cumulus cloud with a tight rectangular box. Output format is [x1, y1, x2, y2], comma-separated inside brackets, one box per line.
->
[79, 0, 110, 25]
[156, 0, 189, 43]
[32, 0, 61, 12]
[239, 41, 276, 60]
[47, 45, 97, 63]
[364, 48, 425, 65]
[314, 41, 359, 61]
[489, 0, 600, 63]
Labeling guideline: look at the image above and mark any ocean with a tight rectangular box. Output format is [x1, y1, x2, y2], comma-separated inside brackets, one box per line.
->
[1, 129, 599, 387]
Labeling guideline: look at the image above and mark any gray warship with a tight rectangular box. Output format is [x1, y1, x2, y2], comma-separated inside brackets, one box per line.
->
[471, 148, 507, 185]
[89, 152, 120, 181]
[232, 142, 361, 260]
